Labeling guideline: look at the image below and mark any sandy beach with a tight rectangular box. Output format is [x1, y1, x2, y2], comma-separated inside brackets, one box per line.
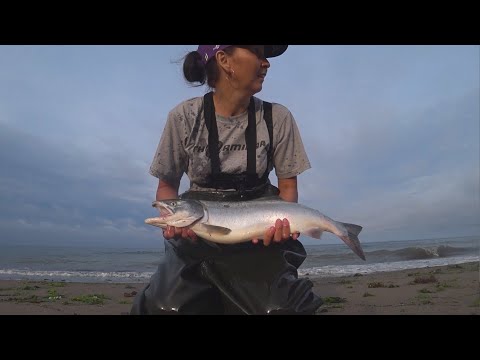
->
[0, 261, 478, 315]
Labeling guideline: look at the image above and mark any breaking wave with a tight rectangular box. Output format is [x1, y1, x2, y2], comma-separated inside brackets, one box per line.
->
[367, 245, 471, 261]
[0, 269, 153, 283]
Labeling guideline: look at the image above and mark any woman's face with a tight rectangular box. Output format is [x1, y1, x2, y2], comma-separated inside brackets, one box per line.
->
[228, 45, 271, 95]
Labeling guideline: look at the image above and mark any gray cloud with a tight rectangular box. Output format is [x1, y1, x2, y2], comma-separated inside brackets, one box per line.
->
[0, 122, 160, 246]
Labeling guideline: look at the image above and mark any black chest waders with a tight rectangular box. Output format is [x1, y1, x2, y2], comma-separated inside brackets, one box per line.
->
[131, 93, 323, 315]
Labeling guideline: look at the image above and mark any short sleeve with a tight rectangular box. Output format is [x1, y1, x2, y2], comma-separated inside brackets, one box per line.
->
[149, 109, 188, 185]
[272, 106, 311, 179]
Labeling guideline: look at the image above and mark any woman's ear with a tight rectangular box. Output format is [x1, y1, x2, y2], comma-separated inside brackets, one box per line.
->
[215, 50, 231, 74]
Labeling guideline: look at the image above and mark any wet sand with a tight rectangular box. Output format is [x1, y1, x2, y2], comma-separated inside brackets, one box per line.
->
[310, 261, 479, 315]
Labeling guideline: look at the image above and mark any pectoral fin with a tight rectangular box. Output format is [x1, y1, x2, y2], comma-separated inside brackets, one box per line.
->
[303, 228, 324, 239]
[201, 224, 232, 236]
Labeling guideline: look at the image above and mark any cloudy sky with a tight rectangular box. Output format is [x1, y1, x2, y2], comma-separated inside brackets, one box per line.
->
[0, 45, 478, 247]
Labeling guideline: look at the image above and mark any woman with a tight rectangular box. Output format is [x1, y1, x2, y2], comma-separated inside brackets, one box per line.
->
[131, 45, 323, 315]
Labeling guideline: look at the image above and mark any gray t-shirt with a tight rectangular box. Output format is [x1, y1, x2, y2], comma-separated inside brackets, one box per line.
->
[149, 96, 311, 191]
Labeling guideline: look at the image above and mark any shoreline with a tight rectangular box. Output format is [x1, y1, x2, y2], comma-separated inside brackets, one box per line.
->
[0, 261, 478, 315]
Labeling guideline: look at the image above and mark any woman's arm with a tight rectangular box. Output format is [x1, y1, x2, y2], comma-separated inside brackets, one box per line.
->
[277, 176, 298, 203]
[156, 179, 180, 201]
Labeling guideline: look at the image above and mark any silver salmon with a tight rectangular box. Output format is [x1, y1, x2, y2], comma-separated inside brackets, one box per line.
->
[145, 198, 366, 260]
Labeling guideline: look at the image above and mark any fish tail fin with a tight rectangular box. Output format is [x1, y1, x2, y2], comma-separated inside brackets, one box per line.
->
[339, 222, 366, 261]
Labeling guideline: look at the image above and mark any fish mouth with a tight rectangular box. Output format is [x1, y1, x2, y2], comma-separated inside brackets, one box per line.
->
[145, 217, 166, 227]
[152, 201, 174, 218]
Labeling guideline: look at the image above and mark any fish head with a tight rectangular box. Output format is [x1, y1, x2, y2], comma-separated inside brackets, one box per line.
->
[150, 199, 205, 228]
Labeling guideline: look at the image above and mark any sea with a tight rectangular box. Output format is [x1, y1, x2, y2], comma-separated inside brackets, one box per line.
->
[0, 236, 478, 283]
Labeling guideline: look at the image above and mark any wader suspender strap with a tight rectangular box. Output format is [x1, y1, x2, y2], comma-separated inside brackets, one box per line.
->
[262, 101, 273, 183]
[245, 96, 257, 186]
[204, 92, 221, 178]
[203, 91, 273, 188]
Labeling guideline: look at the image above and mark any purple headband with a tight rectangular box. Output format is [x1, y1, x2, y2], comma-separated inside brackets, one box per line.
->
[196, 45, 288, 65]
[196, 45, 232, 65]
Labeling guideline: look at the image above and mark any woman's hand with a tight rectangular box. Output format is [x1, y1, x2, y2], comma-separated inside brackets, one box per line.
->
[163, 225, 198, 243]
[251, 177, 300, 245]
[252, 218, 300, 246]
